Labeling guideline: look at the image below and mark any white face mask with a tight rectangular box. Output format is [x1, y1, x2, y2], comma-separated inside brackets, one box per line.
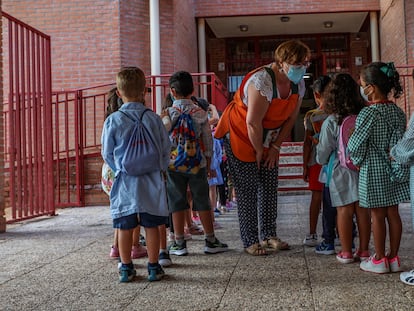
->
[360, 85, 370, 102]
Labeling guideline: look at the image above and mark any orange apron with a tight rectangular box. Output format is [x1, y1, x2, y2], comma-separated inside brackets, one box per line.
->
[215, 66, 299, 162]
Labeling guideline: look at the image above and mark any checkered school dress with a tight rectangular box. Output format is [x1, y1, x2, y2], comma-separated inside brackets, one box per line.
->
[348, 103, 410, 208]
[390, 113, 414, 227]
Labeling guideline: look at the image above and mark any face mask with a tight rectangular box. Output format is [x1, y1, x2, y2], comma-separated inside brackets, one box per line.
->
[360, 85, 370, 102]
[286, 65, 306, 84]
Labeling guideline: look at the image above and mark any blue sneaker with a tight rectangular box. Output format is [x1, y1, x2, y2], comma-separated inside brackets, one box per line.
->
[148, 263, 165, 282]
[119, 265, 136, 283]
[315, 241, 335, 255]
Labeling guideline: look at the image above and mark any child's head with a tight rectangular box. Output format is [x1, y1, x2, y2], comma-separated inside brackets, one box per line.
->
[311, 75, 331, 108]
[116, 66, 146, 102]
[105, 87, 122, 119]
[169, 71, 194, 98]
[360, 62, 403, 100]
[323, 73, 365, 124]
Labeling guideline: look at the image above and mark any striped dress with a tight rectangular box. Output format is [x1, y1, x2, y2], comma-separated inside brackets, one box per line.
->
[348, 103, 409, 208]
[390, 113, 414, 228]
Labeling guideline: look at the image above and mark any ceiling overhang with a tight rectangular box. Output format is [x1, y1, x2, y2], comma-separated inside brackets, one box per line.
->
[205, 12, 368, 38]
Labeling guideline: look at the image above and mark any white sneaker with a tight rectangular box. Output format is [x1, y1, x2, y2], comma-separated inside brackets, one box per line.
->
[389, 255, 402, 273]
[303, 234, 318, 247]
[400, 270, 414, 285]
[360, 255, 389, 274]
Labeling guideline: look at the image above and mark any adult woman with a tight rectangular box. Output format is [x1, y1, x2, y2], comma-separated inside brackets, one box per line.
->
[348, 62, 410, 273]
[215, 40, 311, 255]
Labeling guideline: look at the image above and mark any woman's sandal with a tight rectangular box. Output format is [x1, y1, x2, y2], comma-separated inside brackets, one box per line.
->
[261, 237, 290, 250]
[245, 243, 268, 256]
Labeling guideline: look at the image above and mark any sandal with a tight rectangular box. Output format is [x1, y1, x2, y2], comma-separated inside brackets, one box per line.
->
[261, 237, 290, 250]
[245, 243, 268, 256]
[400, 270, 414, 286]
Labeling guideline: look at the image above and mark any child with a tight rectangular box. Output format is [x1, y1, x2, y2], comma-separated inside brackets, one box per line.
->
[348, 62, 410, 273]
[103, 87, 148, 260]
[166, 70, 229, 256]
[316, 73, 371, 264]
[390, 111, 414, 284]
[302, 75, 331, 247]
[101, 67, 171, 282]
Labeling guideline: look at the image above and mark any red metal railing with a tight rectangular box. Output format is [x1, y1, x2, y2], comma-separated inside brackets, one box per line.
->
[2, 11, 54, 223]
[47, 73, 229, 208]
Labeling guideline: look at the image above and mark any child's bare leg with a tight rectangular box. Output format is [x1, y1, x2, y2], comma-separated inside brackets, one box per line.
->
[118, 228, 134, 264]
[113, 229, 119, 247]
[371, 208, 387, 259]
[158, 224, 167, 250]
[336, 204, 354, 253]
[132, 226, 141, 247]
[198, 210, 214, 235]
[172, 210, 186, 239]
[309, 190, 322, 234]
[355, 203, 371, 252]
[145, 227, 160, 264]
[387, 205, 402, 258]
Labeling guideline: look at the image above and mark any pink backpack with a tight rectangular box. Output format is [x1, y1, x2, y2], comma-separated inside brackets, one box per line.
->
[338, 115, 358, 171]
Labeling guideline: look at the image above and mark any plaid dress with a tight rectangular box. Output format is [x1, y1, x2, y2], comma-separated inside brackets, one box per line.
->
[390, 113, 414, 228]
[348, 103, 410, 208]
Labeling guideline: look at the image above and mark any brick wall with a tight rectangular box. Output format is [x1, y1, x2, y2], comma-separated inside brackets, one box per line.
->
[379, 0, 413, 114]
[2, 0, 121, 90]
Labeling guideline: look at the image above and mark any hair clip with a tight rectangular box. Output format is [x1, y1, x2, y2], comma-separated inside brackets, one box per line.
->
[380, 62, 395, 78]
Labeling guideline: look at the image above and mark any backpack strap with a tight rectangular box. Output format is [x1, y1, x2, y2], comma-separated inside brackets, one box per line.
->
[263, 67, 298, 99]
[119, 108, 150, 122]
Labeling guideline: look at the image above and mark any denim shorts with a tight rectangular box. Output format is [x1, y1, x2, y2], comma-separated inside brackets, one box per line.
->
[139, 212, 169, 228]
[167, 168, 210, 213]
[113, 213, 139, 230]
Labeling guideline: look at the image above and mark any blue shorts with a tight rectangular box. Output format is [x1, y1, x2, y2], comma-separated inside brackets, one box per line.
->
[167, 168, 210, 213]
[113, 213, 169, 229]
[139, 213, 169, 228]
[113, 213, 139, 230]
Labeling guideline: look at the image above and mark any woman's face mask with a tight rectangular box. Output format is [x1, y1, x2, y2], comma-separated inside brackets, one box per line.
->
[285, 64, 307, 84]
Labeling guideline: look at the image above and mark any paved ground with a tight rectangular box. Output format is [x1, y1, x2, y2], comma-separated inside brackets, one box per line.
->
[0, 194, 413, 311]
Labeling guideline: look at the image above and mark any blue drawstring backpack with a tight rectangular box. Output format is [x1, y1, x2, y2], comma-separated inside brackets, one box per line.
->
[120, 109, 161, 176]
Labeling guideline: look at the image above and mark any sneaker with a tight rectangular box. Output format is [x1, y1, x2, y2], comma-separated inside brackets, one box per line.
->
[159, 251, 172, 267]
[214, 208, 221, 217]
[109, 245, 119, 258]
[360, 255, 389, 274]
[336, 251, 354, 264]
[131, 245, 148, 259]
[147, 263, 165, 282]
[219, 205, 228, 213]
[187, 224, 204, 235]
[213, 221, 222, 229]
[119, 265, 136, 283]
[192, 216, 201, 225]
[139, 234, 146, 246]
[389, 255, 402, 273]
[169, 241, 188, 256]
[353, 249, 370, 262]
[315, 241, 335, 255]
[400, 270, 414, 286]
[303, 234, 318, 247]
[204, 238, 229, 254]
